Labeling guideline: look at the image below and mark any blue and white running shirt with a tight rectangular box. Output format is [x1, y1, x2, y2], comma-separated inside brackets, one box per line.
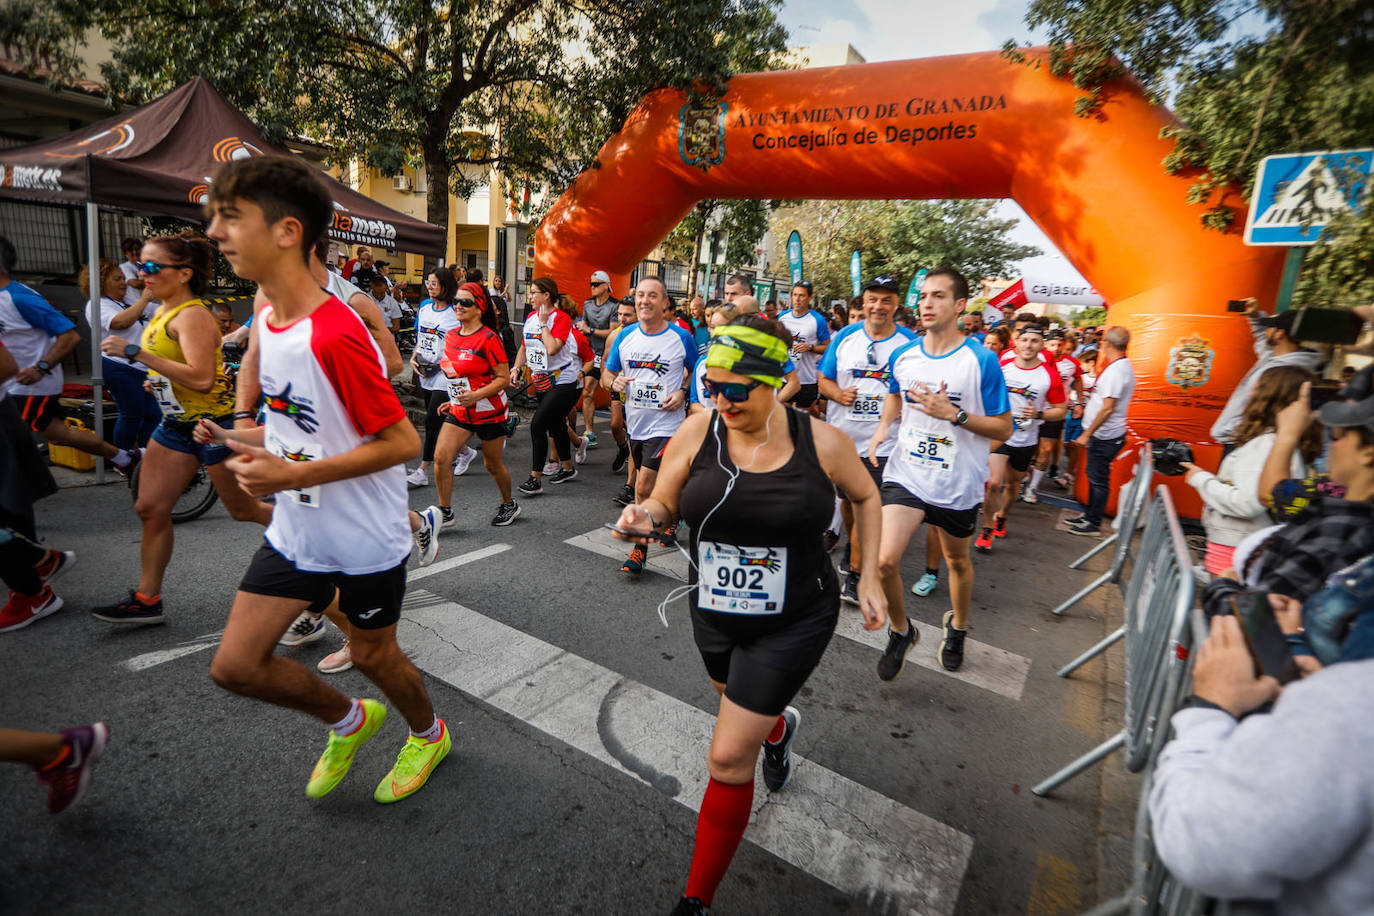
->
[818, 323, 917, 457]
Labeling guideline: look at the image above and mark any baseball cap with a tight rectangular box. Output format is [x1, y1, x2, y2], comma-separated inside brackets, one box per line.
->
[590, 270, 610, 285]
[864, 276, 900, 293]
[1318, 364, 1374, 432]
[1256, 310, 1297, 332]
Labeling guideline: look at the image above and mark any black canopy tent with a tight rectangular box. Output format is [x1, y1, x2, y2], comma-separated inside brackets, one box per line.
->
[0, 77, 446, 479]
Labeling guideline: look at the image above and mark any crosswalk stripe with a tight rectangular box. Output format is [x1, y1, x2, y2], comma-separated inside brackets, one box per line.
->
[564, 527, 1030, 700]
[409, 543, 513, 581]
[400, 587, 974, 914]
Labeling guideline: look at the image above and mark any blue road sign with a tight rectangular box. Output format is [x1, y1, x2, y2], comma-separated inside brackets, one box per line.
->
[1244, 148, 1373, 246]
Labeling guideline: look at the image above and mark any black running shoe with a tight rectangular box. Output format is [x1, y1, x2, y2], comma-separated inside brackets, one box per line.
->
[671, 898, 709, 916]
[517, 474, 543, 496]
[613, 483, 635, 506]
[549, 467, 578, 484]
[612, 443, 630, 473]
[761, 706, 800, 792]
[492, 501, 521, 527]
[91, 591, 164, 625]
[876, 624, 918, 681]
[939, 610, 967, 672]
[840, 571, 859, 606]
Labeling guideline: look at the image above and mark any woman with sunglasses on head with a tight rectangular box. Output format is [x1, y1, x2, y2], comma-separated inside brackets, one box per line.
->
[405, 268, 465, 489]
[612, 315, 887, 915]
[431, 282, 520, 528]
[93, 232, 273, 625]
[515, 277, 581, 495]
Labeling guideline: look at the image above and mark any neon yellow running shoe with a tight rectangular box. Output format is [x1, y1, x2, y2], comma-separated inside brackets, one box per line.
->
[374, 720, 451, 804]
[306, 699, 386, 799]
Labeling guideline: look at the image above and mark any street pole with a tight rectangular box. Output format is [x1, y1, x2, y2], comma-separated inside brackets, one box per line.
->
[1274, 247, 1305, 313]
[85, 201, 105, 485]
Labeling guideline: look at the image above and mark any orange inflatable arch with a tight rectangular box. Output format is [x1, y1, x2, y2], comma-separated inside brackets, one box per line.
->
[536, 49, 1286, 516]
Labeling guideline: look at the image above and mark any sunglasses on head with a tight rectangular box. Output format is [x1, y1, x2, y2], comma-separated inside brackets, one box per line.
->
[139, 261, 190, 275]
[703, 378, 764, 403]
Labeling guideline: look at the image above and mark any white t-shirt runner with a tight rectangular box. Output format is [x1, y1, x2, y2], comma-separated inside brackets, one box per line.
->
[1084, 356, 1135, 440]
[0, 281, 73, 397]
[819, 322, 917, 457]
[256, 296, 411, 574]
[605, 322, 697, 441]
[883, 338, 1010, 511]
[775, 307, 832, 384]
[1001, 358, 1066, 448]
[414, 300, 460, 391]
[521, 310, 579, 384]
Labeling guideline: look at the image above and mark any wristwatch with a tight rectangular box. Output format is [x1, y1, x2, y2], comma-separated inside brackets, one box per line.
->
[35, 359, 52, 375]
[123, 343, 141, 360]
[1035, 408, 1044, 420]
[953, 409, 969, 426]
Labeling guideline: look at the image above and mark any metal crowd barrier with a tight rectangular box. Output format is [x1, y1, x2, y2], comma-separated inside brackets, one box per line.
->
[1033, 486, 1197, 797]
[1053, 445, 1154, 618]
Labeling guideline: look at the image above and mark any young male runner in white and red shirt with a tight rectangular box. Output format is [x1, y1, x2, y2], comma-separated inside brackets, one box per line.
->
[202, 155, 449, 804]
[976, 325, 1066, 552]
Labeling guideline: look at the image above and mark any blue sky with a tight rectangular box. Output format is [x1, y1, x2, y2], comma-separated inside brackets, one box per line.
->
[777, 0, 1085, 285]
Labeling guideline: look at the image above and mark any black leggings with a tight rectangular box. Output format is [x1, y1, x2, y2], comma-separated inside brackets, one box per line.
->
[422, 388, 446, 462]
[0, 526, 45, 596]
[530, 384, 581, 471]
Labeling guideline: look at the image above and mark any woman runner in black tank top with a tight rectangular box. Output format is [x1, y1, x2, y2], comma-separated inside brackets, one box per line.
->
[610, 316, 887, 915]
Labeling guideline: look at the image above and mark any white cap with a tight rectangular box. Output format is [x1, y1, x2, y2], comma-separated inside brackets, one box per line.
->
[590, 270, 610, 284]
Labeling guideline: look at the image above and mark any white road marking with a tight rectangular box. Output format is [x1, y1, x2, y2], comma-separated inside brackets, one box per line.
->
[400, 589, 973, 915]
[565, 527, 1030, 700]
[122, 634, 222, 672]
[409, 543, 512, 581]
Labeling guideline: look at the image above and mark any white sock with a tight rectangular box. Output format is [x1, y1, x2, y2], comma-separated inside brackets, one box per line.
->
[112, 449, 133, 468]
[1030, 468, 1045, 490]
[329, 699, 364, 736]
[411, 718, 443, 742]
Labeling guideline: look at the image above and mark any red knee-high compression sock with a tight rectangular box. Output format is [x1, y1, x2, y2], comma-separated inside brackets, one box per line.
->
[684, 777, 755, 904]
[765, 715, 787, 744]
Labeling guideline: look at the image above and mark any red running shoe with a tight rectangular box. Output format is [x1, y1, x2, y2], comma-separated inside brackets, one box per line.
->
[992, 516, 1007, 539]
[0, 586, 63, 633]
[36, 723, 110, 814]
[974, 528, 993, 553]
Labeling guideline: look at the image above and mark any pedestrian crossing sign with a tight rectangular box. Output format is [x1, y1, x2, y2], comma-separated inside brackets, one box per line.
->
[1243, 148, 1373, 246]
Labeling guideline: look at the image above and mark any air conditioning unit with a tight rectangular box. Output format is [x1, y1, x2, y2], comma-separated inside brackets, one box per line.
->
[392, 175, 413, 191]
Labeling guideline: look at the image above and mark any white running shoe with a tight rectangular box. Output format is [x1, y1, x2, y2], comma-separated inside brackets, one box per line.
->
[318, 639, 353, 674]
[574, 436, 588, 465]
[454, 447, 477, 476]
[405, 467, 429, 488]
[414, 507, 440, 567]
[279, 611, 327, 647]
[543, 459, 560, 475]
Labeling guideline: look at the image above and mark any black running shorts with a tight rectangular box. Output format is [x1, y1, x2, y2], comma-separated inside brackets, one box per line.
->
[790, 383, 819, 409]
[879, 482, 979, 539]
[1038, 419, 1065, 440]
[691, 601, 839, 717]
[441, 414, 508, 441]
[837, 455, 886, 500]
[993, 442, 1037, 473]
[238, 541, 406, 630]
[630, 436, 672, 473]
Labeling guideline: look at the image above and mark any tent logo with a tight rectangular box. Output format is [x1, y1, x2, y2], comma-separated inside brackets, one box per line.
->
[212, 137, 264, 162]
[1166, 335, 1214, 390]
[679, 102, 726, 171]
[0, 163, 62, 192]
[189, 185, 210, 204]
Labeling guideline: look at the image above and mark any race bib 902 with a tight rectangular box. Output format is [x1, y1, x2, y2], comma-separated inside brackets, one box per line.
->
[698, 542, 787, 615]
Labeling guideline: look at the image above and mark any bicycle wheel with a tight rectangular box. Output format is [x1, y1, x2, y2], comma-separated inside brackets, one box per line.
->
[130, 462, 220, 524]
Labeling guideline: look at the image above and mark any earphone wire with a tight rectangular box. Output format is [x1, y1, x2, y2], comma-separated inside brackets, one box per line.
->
[653, 404, 778, 627]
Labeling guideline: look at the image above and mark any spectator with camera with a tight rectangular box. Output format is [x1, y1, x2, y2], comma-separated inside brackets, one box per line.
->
[1181, 366, 1319, 576]
[1211, 300, 1322, 448]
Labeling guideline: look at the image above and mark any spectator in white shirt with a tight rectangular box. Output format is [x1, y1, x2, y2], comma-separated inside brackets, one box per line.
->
[1068, 326, 1135, 535]
[118, 237, 146, 306]
[369, 275, 402, 333]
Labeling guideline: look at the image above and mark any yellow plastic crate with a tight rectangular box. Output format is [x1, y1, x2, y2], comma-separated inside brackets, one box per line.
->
[48, 418, 96, 471]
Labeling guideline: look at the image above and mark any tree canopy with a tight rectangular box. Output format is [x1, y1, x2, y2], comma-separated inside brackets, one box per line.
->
[767, 199, 1041, 305]
[1005, 0, 1374, 307]
[7, 0, 786, 250]
[661, 199, 780, 295]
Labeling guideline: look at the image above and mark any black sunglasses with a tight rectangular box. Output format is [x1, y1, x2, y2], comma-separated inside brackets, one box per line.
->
[703, 378, 763, 403]
[138, 261, 190, 275]
[455, 296, 478, 306]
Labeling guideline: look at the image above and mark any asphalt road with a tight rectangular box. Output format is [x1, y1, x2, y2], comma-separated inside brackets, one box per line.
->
[2, 422, 1120, 915]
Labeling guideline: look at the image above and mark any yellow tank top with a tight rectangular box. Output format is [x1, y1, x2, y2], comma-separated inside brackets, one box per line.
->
[140, 298, 234, 421]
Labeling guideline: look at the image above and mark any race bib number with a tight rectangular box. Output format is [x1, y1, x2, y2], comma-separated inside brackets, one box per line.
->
[526, 342, 548, 372]
[698, 542, 787, 615]
[148, 375, 185, 417]
[416, 330, 444, 363]
[848, 394, 882, 422]
[446, 376, 471, 404]
[266, 430, 323, 508]
[628, 378, 666, 410]
[593, 354, 602, 369]
[899, 423, 959, 472]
